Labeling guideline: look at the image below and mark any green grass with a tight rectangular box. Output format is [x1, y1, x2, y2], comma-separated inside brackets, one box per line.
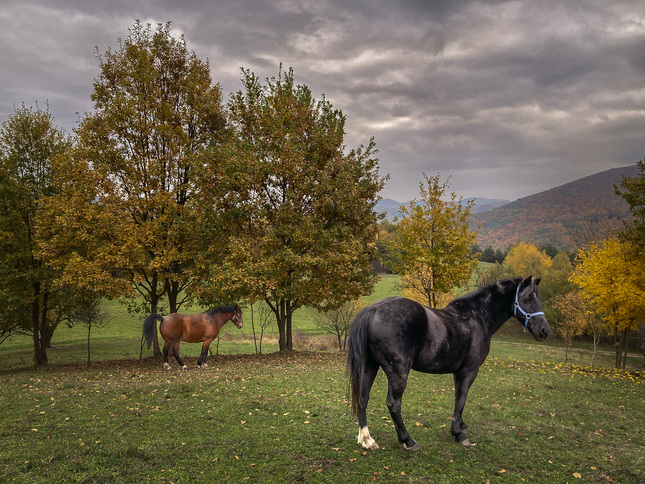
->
[1, 274, 644, 482]
[1, 352, 643, 483]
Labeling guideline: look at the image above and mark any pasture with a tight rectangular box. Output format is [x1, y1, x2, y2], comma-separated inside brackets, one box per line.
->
[1, 274, 644, 482]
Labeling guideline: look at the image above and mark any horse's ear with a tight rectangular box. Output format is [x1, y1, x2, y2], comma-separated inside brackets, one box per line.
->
[534, 277, 541, 286]
[520, 275, 533, 289]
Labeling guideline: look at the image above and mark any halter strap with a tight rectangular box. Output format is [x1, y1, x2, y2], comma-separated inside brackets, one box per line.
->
[513, 283, 544, 329]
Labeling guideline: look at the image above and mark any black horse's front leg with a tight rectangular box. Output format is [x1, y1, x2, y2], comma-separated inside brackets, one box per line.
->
[451, 367, 479, 446]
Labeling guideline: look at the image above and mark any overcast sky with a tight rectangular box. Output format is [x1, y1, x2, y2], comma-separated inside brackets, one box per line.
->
[1, 0, 644, 202]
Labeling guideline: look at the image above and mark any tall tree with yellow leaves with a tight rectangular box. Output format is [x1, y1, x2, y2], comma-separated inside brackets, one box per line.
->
[42, 22, 226, 356]
[570, 238, 645, 368]
[393, 173, 478, 308]
[503, 242, 552, 279]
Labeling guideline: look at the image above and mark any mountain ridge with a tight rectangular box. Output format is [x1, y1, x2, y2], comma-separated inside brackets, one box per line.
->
[377, 164, 638, 252]
[471, 164, 637, 252]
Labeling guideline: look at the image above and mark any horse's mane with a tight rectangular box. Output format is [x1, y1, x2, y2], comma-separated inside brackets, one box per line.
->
[445, 278, 520, 312]
[204, 304, 238, 316]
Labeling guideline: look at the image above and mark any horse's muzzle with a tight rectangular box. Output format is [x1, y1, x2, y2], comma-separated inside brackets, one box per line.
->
[531, 318, 550, 341]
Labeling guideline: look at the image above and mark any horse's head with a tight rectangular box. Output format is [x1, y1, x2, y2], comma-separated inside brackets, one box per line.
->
[514, 276, 550, 341]
[232, 305, 243, 329]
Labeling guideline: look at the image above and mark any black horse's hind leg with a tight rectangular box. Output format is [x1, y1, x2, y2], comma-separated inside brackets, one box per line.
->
[356, 364, 379, 450]
[385, 370, 419, 451]
[451, 367, 479, 446]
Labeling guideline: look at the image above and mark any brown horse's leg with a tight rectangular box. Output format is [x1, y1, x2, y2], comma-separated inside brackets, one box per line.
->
[162, 341, 172, 370]
[198, 339, 213, 367]
[172, 342, 187, 369]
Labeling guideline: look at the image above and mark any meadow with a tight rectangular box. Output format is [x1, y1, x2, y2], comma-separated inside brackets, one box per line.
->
[1, 275, 644, 482]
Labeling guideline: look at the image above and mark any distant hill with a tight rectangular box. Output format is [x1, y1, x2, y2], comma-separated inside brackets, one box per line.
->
[376, 197, 509, 221]
[471, 165, 638, 252]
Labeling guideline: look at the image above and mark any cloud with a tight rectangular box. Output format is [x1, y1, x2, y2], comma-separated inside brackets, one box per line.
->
[1, 0, 644, 202]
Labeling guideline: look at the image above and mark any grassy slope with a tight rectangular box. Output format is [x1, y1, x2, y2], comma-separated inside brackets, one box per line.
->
[1, 273, 642, 371]
[0, 353, 643, 483]
[0, 274, 644, 482]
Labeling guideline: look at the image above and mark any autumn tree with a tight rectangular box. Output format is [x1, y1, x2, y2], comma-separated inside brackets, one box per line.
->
[197, 67, 386, 351]
[0, 104, 71, 364]
[44, 22, 226, 355]
[503, 242, 553, 279]
[570, 237, 645, 368]
[615, 158, 645, 252]
[553, 291, 603, 366]
[393, 173, 478, 308]
[313, 299, 367, 352]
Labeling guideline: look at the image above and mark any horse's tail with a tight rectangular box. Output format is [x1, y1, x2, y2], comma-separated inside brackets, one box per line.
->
[346, 305, 375, 416]
[142, 314, 164, 350]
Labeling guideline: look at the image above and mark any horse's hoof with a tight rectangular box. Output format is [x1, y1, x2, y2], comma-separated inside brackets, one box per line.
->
[200, 363, 208, 368]
[460, 438, 472, 447]
[181, 365, 188, 370]
[163, 363, 171, 370]
[365, 441, 379, 451]
[402, 441, 420, 451]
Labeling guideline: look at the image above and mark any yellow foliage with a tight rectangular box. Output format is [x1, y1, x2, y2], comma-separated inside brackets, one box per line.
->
[504, 242, 552, 278]
[570, 238, 645, 333]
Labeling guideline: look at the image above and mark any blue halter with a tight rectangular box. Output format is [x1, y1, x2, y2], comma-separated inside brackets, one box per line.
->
[513, 283, 544, 329]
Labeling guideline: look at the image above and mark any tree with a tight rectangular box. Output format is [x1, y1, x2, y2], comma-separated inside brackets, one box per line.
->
[481, 245, 497, 263]
[44, 21, 226, 356]
[615, 158, 645, 252]
[552, 291, 597, 364]
[65, 292, 108, 367]
[393, 173, 478, 308]
[197, 67, 386, 351]
[313, 299, 367, 351]
[0, 104, 71, 364]
[252, 301, 275, 355]
[570, 237, 645, 368]
[374, 220, 398, 273]
[503, 242, 552, 279]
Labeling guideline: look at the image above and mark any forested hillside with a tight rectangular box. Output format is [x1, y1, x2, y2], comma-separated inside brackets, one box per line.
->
[471, 165, 638, 252]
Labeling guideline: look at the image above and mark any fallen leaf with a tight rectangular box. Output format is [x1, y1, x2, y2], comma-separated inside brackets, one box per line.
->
[573, 472, 582, 479]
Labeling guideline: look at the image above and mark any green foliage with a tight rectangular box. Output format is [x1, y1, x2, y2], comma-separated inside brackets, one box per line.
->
[616, 158, 645, 252]
[393, 173, 478, 308]
[0, 103, 71, 363]
[197, 66, 386, 351]
[41, 22, 227, 361]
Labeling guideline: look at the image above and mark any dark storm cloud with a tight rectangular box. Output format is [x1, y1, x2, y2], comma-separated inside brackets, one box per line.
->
[1, 0, 644, 201]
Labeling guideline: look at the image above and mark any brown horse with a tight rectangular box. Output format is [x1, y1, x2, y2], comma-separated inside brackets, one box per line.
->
[143, 305, 243, 369]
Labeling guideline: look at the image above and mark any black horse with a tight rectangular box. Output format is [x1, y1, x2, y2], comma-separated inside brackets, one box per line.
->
[347, 276, 549, 451]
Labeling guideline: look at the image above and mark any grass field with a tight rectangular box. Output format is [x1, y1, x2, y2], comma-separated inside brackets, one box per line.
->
[1, 352, 644, 482]
[1, 274, 644, 482]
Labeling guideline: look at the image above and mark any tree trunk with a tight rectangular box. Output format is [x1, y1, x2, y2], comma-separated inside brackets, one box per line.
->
[31, 283, 47, 366]
[150, 272, 162, 357]
[614, 326, 621, 369]
[87, 323, 92, 367]
[276, 300, 287, 352]
[286, 306, 293, 351]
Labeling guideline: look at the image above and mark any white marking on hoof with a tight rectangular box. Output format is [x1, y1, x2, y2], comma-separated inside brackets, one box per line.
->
[201, 363, 208, 368]
[357, 426, 379, 451]
[181, 365, 188, 370]
[163, 363, 171, 370]
[460, 438, 472, 447]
